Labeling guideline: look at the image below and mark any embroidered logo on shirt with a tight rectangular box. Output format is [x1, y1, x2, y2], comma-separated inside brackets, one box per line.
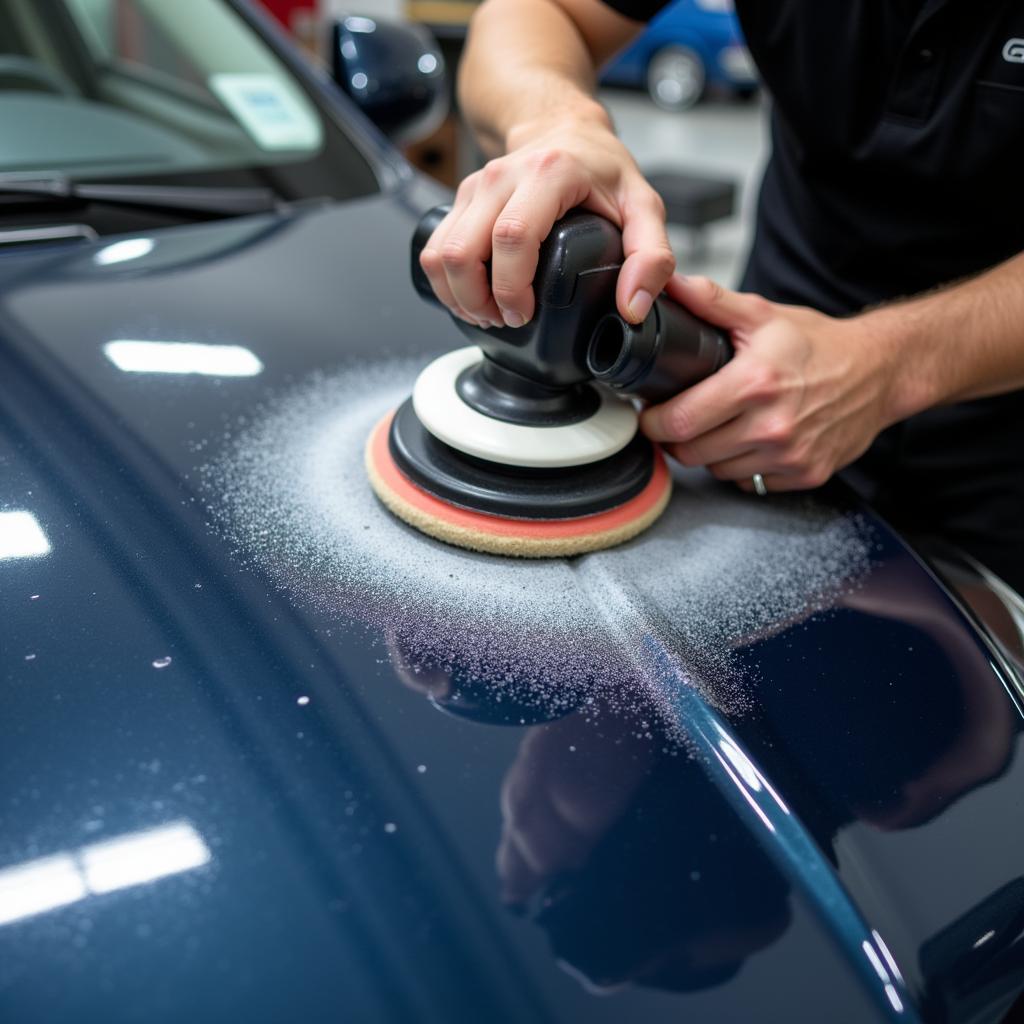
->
[1003, 38, 1024, 63]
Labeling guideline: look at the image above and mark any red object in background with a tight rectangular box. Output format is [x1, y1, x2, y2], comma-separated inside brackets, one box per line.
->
[115, 0, 143, 60]
[259, 0, 317, 34]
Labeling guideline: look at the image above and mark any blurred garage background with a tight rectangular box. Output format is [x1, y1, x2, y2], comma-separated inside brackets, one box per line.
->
[258, 0, 768, 287]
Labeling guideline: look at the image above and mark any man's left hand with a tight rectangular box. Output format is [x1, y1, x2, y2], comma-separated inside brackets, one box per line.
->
[640, 275, 898, 493]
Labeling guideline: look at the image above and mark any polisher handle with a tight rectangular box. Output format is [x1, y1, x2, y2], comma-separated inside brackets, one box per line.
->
[410, 204, 732, 398]
[586, 302, 734, 405]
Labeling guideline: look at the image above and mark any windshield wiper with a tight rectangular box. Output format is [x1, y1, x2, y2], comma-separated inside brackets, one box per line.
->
[0, 175, 282, 217]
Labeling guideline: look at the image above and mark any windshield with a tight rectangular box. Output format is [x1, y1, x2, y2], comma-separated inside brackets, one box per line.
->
[0, 0, 378, 202]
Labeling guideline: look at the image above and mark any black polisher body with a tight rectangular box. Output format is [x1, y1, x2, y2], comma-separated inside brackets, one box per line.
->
[393, 206, 734, 519]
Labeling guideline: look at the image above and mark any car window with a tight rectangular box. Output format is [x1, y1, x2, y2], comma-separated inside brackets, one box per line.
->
[0, 0, 376, 200]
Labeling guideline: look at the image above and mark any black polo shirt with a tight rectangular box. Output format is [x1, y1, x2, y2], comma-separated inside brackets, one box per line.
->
[603, 0, 1024, 314]
[602, 0, 1024, 589]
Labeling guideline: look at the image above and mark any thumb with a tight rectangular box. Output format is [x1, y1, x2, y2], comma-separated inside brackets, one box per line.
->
[665, 274, 774, 333]
[614, 188, 676, 324]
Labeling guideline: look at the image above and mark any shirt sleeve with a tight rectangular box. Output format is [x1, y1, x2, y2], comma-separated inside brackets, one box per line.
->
[599, 0, 671, 21]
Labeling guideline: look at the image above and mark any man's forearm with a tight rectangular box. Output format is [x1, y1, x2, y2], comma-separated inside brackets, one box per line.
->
[866, 251, 1024, 422]
[458, 0, 637, 156]
[420, 0, 675, 333]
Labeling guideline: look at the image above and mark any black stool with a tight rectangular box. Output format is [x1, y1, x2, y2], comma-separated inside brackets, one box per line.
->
[644, 170, 737, 260]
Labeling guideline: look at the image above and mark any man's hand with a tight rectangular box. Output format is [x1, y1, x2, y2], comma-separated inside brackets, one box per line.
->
[641, 275, 900, 492]
[841, 565, 1016, 830]
[497, 711, 652, 907]
[419, 117, 675, 330]
[420, 0, 670, 331]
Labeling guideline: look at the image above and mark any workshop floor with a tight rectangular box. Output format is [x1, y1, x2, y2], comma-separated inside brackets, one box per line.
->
[599, 87, 769, 288]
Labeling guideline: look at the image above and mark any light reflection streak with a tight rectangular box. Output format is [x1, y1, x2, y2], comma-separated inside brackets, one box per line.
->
[0, 510, 51, 559]
[641, 635, 917, 1020]
[717, 735, 762, 790]
[885, 984, 905, 1013]
[863, 939, 889, 980]
[344, 15, 376, 32]
[873, 928, 905, 983]
[714, 722, 791, 814]
[104, 340, 263, 377]
[862, 938, 905, 1013]
[712, 747, 776, 833]
[0, 821, 210, 927]
[0, 854, 86, 926]
[93, 238, 155, 266]
[81, 821, 211, 894]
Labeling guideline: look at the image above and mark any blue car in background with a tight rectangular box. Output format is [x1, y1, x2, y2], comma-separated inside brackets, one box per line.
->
[601, 0, 757, 111]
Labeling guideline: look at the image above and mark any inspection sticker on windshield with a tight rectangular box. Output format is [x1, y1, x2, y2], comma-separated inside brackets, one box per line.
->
[210, 73, 321, 151]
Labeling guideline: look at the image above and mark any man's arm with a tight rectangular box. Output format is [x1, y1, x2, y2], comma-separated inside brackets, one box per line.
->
[419, 0, 676, 331]
[640, 253, 1024, 493]
[869, 251, 1024, 409]
[458, 0, 641, 157]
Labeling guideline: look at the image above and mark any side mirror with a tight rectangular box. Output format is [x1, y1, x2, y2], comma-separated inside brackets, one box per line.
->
[330, 15, 448, 146]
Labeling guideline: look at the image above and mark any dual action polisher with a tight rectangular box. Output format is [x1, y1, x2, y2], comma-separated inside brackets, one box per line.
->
[365, 206, 733, 557]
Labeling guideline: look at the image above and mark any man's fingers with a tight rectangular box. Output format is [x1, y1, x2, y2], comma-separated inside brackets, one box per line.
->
[665, 415, 754, 467]
[495, 827, 540, 906]
[641, 362, 747, 443]
[616, 187, 676, 324]
[419, 202, 485, 326]
[490, 179, 578, 327]
[437, 190, 511, 327]
[419, 249, 479, 326]
[665, 274, 774, 333]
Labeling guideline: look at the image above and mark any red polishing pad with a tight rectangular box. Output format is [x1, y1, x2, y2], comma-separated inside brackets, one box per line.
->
[365, 411, 672, 558]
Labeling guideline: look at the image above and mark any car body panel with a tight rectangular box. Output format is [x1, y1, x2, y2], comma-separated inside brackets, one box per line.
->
[1, 196, 1023, 1022]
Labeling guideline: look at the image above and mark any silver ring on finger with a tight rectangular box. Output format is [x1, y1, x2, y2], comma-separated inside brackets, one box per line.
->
[752, 473, 768, 497]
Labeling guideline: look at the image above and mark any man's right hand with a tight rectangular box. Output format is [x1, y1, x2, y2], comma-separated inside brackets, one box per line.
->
[418, 116, 676, 331]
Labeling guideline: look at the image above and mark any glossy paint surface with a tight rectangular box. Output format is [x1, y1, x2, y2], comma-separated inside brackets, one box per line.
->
[1, 198, 1023, 1023]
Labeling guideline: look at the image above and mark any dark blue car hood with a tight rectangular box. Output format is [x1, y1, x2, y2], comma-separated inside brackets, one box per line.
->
[1, 194, 1023, 1024]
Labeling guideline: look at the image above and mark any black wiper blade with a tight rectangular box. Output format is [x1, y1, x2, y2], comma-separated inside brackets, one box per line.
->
[0, 175, 281, 216]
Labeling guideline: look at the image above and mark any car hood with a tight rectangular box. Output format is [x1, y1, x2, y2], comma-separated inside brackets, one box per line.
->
[1, 194, 1023, 1024]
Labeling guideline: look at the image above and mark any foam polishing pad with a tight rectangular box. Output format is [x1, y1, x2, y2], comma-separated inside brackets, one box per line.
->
[365, 412, 672, 558]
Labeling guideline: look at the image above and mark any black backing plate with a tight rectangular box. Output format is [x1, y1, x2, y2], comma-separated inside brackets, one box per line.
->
[387, 398, 654, 520]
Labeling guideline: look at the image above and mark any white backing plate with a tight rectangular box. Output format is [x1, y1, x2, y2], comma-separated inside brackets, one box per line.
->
[412, 347, 638, 468]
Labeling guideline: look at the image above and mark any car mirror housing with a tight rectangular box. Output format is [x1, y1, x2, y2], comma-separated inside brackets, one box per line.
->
[330, 15, 448, 146]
